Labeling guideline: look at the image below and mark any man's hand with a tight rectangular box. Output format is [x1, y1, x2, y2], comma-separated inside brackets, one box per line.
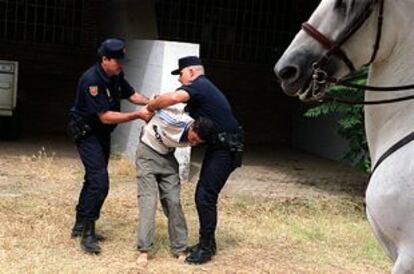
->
[137, 105, 154, 122]
[150, 94, 159, 100]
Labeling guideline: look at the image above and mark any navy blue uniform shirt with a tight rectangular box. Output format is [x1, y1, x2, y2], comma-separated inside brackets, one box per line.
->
[70, 63, 134, 132]
[179, 75, 239, 133]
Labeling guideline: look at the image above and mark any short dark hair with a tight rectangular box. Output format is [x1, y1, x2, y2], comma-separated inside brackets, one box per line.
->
[97, 46, 110, 63]
[191, 117, 216, 141]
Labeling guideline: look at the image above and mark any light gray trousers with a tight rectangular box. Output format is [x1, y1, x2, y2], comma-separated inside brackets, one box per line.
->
[135, 142, 188, 256]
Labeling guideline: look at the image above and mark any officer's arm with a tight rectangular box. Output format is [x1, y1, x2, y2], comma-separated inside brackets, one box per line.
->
[128, 92, 149, 105]
[147, 90, 190, 112]
[98, 106, 153, 124]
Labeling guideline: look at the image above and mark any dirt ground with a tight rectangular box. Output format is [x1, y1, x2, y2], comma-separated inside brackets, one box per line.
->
[0, 137, 381, 273]
[0, 136, 368, 200]
[193, 144, 368, 200]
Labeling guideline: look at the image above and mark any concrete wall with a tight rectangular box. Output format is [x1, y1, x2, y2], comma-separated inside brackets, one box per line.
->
[203, 62, 294, 146]
[291, 104, 348, 161]
[111, 40, 199, 181]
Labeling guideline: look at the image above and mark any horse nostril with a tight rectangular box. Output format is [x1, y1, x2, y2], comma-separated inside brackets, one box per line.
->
[278, 66, 298, 81]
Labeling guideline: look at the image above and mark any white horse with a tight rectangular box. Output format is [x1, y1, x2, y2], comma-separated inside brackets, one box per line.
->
[275, 0, 414, 273]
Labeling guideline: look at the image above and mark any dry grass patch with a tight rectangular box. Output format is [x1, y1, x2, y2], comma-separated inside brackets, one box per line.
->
[0, 151, 391, 273]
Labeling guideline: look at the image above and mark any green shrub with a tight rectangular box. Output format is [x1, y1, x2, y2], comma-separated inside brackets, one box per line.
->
[304, 67, 370, 172]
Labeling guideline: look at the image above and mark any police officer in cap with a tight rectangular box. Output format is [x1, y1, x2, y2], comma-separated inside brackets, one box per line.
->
[68, 38, 152, 254]
[147, 56, 243, 264]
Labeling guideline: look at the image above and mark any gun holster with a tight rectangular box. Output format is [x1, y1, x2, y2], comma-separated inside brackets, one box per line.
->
[217, 127, 244, 169]
[67, 115, 92, 142]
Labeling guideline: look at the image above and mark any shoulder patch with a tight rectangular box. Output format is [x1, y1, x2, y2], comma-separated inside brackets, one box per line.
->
[89, 86, 98, 96]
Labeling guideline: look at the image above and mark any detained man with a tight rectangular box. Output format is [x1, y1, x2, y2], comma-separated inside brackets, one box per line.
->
[135, 107, 216, 265]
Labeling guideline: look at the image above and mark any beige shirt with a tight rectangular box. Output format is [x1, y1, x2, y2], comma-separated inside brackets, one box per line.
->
[140, 108, 194, 154]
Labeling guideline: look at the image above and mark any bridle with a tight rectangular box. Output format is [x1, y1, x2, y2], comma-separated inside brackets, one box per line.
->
[301, 0, 414, 173]
[302, 0, 382, 73]
[301, 0, 414, 105]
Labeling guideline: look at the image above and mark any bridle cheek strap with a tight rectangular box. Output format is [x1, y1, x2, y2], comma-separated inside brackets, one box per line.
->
[302, 22, 356, 72]
[301, 0, 384, 73]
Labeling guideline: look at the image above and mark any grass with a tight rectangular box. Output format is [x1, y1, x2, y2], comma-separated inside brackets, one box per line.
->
[0, 148, 391, 273]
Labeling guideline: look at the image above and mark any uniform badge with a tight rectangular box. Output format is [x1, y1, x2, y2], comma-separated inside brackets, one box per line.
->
[89, 86, 98, 96]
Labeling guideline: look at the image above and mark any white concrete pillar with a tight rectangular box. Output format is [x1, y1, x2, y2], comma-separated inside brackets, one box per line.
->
[99, 2, 198, 181]
[111, 40, 200, 182]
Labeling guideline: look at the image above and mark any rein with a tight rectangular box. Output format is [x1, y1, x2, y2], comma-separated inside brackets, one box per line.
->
[310, 67, 414, 105]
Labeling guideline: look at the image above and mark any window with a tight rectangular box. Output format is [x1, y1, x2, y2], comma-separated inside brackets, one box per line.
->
[0, 0, 83, 46]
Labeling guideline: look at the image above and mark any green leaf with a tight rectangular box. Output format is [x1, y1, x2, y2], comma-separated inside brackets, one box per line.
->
[303, 66, 370, 172]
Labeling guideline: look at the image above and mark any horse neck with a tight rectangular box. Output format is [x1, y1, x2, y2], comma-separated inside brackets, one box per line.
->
[363, 0, 414, 166]
[365, 40, 414, 166]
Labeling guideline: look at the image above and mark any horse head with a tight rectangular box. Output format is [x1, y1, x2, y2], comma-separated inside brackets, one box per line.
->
[274, 0, 394, 101]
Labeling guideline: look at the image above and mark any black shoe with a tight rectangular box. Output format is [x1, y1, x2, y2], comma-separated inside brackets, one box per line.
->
[80, 220, 101, 254]
[187, 236, 217, 255]
[185, 236, 214, 264]
[71, 221, 105, 241]
[71, 229, 106, 241]
[185, 245, 213, 264]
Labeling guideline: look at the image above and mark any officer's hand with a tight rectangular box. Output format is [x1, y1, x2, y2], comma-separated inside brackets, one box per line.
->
[137, 106, 154, 122]
[150, 93, 159, 100]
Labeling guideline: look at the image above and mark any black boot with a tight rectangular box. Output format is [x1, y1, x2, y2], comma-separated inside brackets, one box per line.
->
[80, 220, 101, 254]
[185, 236, 214, 264]
[71, 219, 84, 237]
[71, 218, 105, 241]
[187, 236, 217, 255]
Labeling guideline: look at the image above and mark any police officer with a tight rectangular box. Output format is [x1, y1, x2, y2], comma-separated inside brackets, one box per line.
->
[147, 56, 243, 264]
[68, 38, 152, 254]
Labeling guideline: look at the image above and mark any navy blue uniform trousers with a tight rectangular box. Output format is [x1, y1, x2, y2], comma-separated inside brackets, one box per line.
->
[196, 146, 235, 239]
[75, 132, 111, 221]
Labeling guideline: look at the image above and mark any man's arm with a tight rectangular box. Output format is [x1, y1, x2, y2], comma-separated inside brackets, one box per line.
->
[147, 90, 190, 112]
[128, 91, 150, 105]
[98, 106, 153, 124]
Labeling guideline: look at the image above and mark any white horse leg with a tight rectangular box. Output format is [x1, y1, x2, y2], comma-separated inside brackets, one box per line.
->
[392, 250, 414, 274]
[366, 147, 414, 273]
[366, 206, 397, 261]
[365, 172, 402, 263]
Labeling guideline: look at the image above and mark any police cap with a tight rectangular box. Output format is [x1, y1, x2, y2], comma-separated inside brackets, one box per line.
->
[98, 38, 128, 63]
[171, 56, 202, 75]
